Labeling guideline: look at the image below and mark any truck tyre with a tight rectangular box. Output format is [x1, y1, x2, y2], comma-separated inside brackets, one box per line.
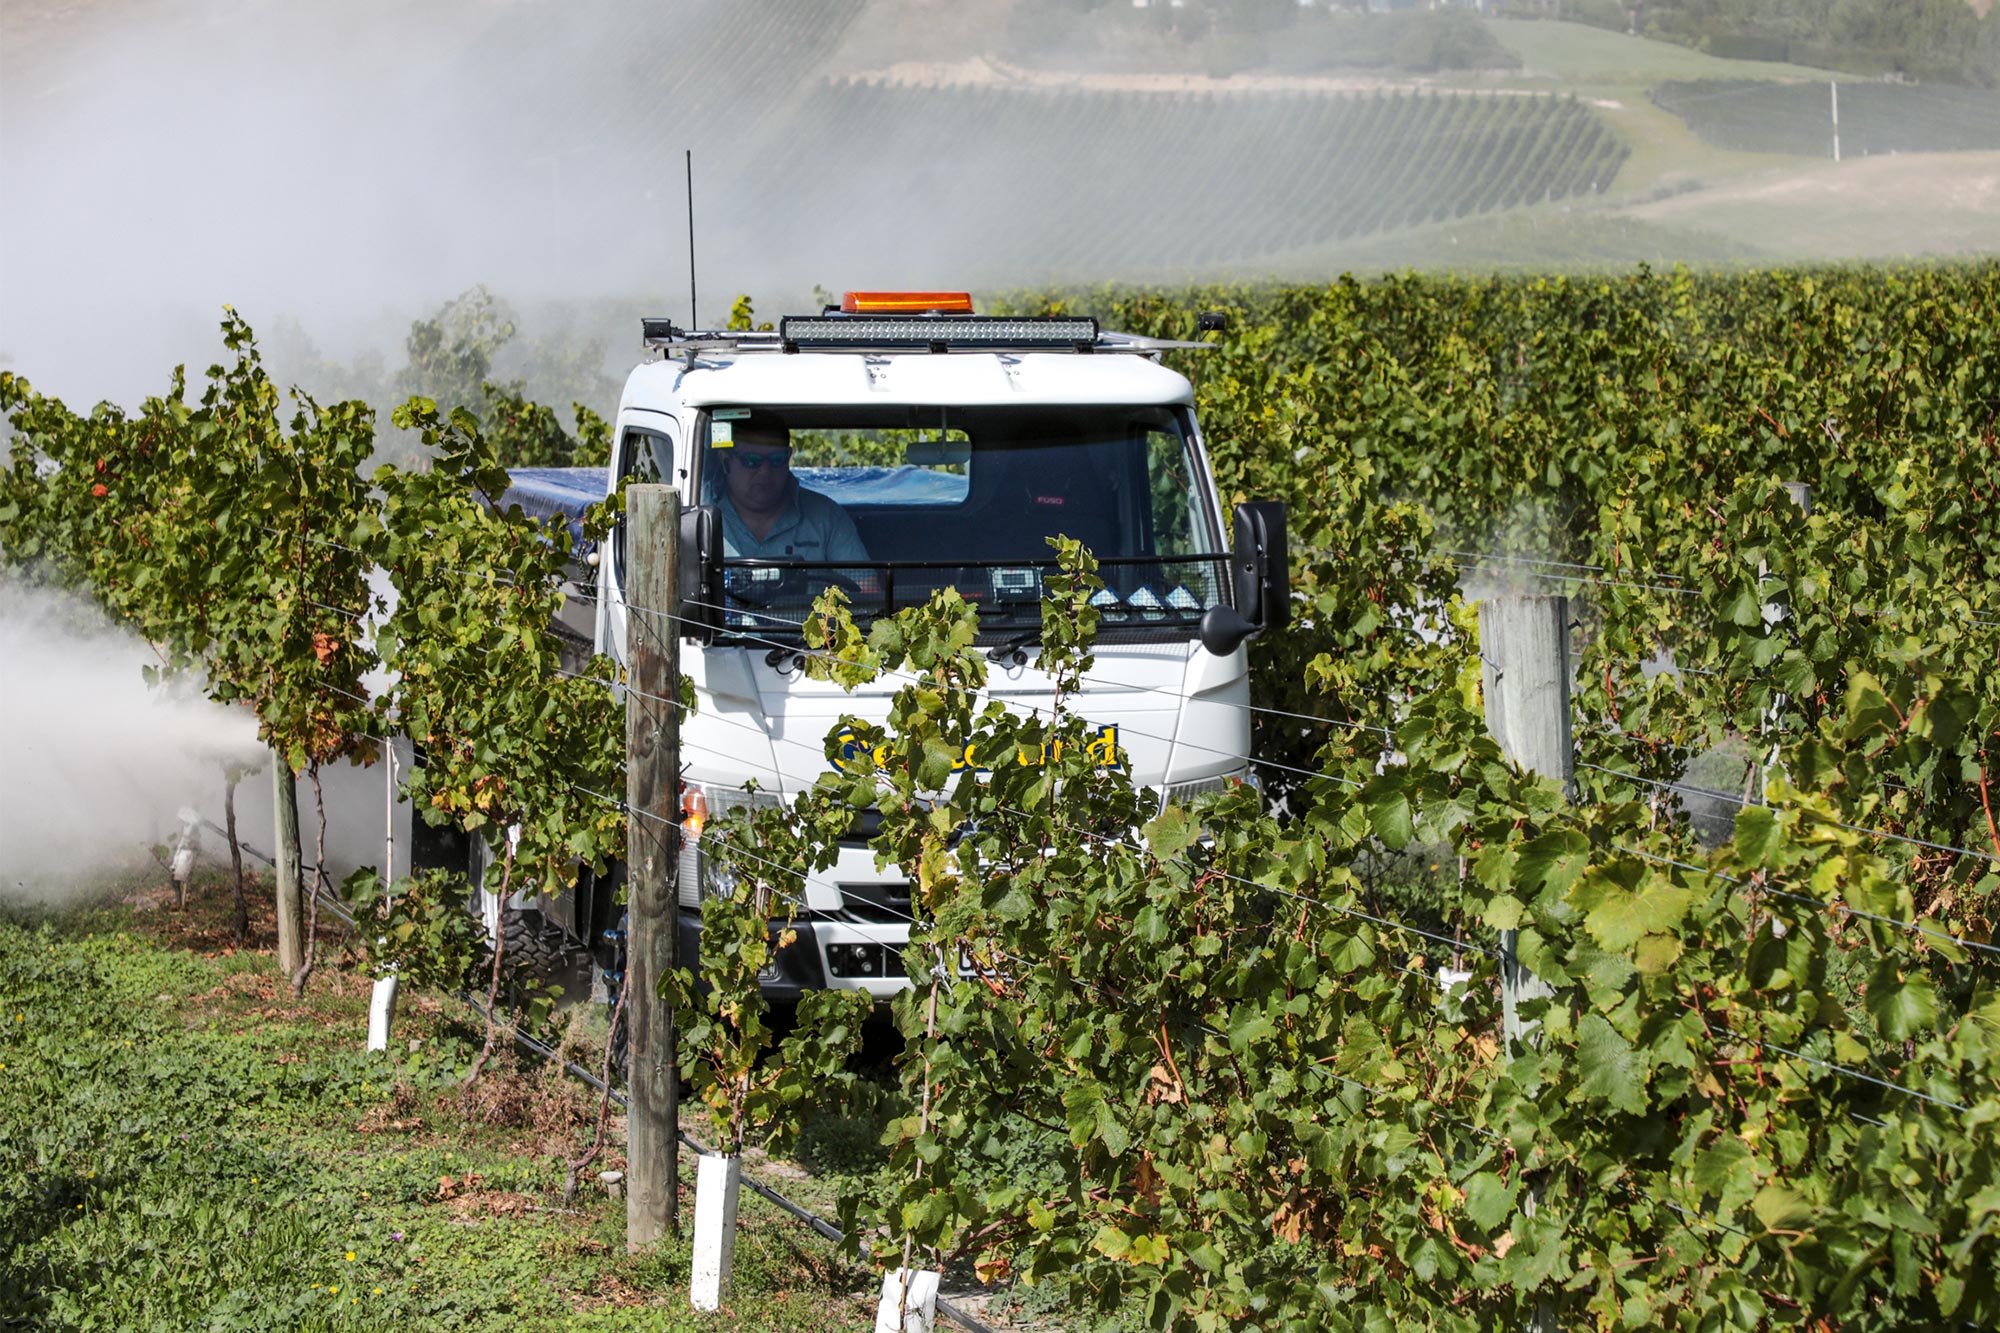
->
[502, 907, 586, 977]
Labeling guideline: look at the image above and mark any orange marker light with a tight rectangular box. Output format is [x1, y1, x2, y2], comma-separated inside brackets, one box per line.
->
[680, 785, 708, 842]
[841, 291, 974, 314]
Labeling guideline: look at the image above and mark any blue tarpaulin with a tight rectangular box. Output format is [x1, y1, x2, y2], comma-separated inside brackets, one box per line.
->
[499, 467, 612, 548]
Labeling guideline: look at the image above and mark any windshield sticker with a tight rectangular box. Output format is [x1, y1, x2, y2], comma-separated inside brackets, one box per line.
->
[712, 421, 734, 447]
[830, 724, 1123, 776]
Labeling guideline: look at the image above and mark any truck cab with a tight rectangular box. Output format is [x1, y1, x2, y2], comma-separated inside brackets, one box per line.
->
[521, 295, 1286, 999]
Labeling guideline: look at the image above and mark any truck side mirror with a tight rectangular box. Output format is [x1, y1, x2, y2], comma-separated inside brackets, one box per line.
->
[1199, 500, 1290, 657]
[680, 504, 723, 644]
[1236, 500, 1290, 632]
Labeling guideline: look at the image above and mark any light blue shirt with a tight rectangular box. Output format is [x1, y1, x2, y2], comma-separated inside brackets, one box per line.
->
[717, 479, 869, 563]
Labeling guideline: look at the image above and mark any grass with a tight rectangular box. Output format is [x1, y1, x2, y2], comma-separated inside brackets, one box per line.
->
[1480, 17, 1831, 89]
[0, 870, 887, 1332]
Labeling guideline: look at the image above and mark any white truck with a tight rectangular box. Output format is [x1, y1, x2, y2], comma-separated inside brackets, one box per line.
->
[487, 293, 1290, 999]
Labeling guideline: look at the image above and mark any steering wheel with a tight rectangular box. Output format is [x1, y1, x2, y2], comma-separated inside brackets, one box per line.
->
[805, 569, 867, 599]
[723, 565, 867, 611]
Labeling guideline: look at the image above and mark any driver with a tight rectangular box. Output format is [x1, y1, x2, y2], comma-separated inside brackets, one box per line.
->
[714, 418, 870, 565]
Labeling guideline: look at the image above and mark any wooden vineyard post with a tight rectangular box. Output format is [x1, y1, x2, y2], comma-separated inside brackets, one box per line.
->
[273, 753, 304, 979]
[1480, 594, 1571, 1333]
[624, 484, 681, 1250]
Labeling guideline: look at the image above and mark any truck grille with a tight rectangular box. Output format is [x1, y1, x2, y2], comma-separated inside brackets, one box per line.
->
[826, 882, 912, 925]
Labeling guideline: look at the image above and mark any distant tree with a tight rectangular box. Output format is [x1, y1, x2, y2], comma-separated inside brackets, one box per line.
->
[395, 285, 516, 415]
[1642, 0, 1997, 85]
[478, 383, 611, 469]
[1206, 0, 1302, 33]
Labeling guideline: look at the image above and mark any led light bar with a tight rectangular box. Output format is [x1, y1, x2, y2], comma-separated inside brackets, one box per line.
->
[778, 314, 1100, 349]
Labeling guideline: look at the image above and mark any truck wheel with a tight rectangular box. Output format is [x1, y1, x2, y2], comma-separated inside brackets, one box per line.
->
[502, 908, 585, 977]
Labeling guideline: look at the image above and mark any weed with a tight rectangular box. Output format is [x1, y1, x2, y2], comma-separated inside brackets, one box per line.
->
[0, 886, 882, 1331]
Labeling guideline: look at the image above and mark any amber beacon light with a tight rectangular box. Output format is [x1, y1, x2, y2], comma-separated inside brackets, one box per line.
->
[840, 291, 975, 314]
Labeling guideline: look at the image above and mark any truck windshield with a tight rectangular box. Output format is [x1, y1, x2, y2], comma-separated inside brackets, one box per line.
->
[696, 404, 1225, 643]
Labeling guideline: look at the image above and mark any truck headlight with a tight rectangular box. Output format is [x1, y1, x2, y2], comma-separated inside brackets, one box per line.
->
[677, 783, 786, 908]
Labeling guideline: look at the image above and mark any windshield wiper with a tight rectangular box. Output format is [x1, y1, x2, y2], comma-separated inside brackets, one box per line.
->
[985, 629, 1039, 667]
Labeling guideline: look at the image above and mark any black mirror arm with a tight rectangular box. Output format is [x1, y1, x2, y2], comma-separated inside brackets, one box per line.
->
[1199, 604, 1258, 657]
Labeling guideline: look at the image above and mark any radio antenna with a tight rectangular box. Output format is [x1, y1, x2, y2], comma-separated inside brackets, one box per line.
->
[685, 149, 698, 330]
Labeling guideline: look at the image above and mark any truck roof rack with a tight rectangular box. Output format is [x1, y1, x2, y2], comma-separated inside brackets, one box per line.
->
[639, 315, 1214, 358]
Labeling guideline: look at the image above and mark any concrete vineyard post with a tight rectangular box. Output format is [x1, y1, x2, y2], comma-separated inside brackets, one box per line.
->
[273, 753, 304, 979]
[1479, 594, 1572, 1045]
[1759, 482, 1814, 790]
[625, 483, 681, 1250]
[1480, 594, 1570, 1333]
[223, 769, 249, 940]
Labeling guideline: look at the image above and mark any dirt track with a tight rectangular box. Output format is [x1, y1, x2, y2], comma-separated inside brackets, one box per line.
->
[1626, 150, 2000, 257]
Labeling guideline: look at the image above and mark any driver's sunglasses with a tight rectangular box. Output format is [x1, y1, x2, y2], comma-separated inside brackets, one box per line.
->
[730, 450, 791, 472]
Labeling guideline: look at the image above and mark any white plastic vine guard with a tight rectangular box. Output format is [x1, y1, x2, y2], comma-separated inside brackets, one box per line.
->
[366, 973, 400, 1052]
[690, 1153, 741, 1311]
[874, 1268, 939, 1333]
